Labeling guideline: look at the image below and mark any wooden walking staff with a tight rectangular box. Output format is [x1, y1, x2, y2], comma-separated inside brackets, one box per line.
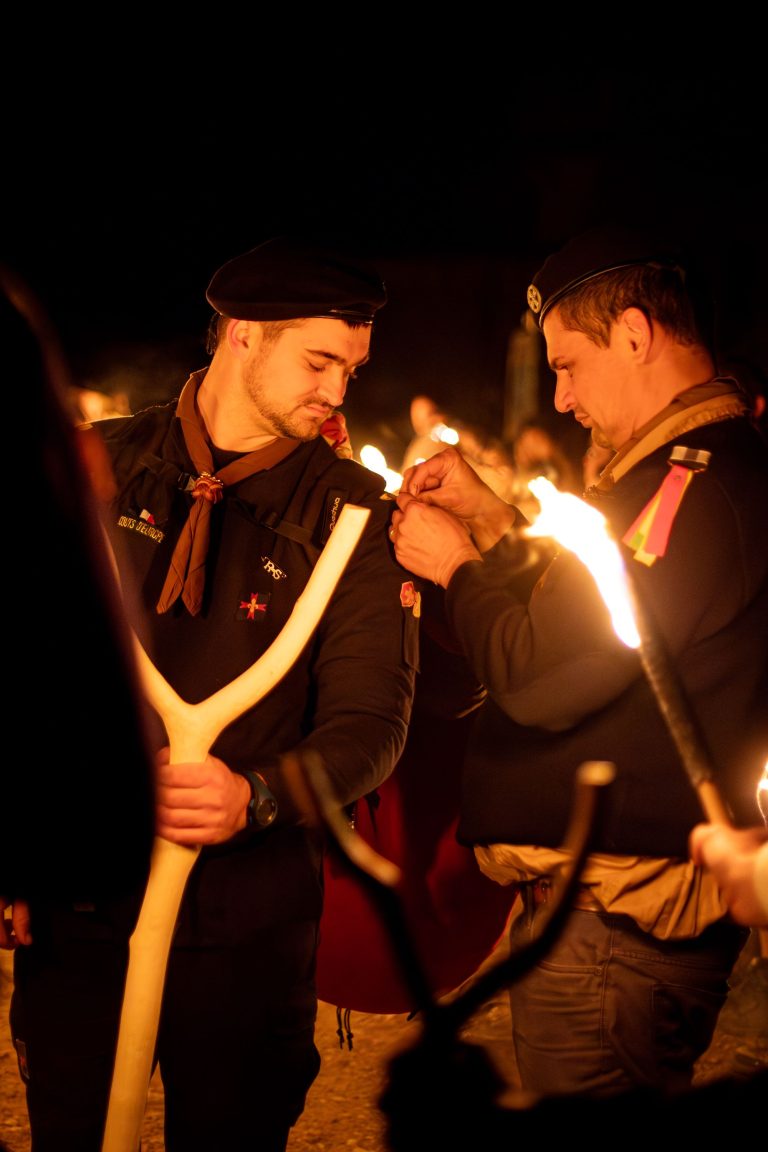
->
[101, 503, 371, 1152]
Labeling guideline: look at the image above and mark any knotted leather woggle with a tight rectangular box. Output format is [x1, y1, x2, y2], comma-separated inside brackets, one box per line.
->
[156, 373, 299, 615]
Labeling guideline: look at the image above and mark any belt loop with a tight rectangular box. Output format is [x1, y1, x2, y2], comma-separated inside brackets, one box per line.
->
[536, 878, 552, 904]
[518, 881, 539, 928]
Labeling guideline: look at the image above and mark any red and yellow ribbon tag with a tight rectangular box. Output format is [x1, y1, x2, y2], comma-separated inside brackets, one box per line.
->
[623, 464, 695, 566]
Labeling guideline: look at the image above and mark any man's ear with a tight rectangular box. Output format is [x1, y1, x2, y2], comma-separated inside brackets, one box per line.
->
[619, 306, 652, 357]
[226, 318, 260, 358]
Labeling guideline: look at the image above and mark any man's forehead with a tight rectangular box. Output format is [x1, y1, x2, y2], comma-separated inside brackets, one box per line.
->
[543, 310, 575, 353]
[543, 313, 600, 367]
[288, 317, 372, 362]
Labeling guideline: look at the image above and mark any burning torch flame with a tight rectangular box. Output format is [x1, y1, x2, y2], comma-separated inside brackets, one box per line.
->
[360, 444, 403, 494]
[522, 475, 740, 827]
[525, 476, 641, 649]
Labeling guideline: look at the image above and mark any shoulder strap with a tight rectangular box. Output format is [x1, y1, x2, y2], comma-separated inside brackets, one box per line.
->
[224, 451, 345, 559]
[241, 445, 385, 563]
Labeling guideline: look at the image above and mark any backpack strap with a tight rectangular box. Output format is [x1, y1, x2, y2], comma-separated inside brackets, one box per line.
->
[233, 449, 385, 561]
[229, 496, 318, 552]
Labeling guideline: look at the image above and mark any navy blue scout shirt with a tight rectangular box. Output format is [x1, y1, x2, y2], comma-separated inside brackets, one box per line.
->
[451, 416, 768, 858]
[91, 395, 418, 944]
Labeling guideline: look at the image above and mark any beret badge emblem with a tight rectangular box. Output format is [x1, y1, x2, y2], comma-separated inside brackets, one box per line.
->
[527, 284, 542, 313]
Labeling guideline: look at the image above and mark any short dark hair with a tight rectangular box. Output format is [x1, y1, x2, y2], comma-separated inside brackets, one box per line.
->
[556, 263, 705, 349]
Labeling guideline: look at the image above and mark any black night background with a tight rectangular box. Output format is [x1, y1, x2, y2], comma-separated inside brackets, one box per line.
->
[5, 60, 767, 470]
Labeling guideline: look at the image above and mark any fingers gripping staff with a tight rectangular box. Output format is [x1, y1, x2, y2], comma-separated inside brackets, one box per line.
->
[101, 503, 371, 1152]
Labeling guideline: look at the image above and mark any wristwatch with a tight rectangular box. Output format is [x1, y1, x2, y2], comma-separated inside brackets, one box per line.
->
[243, 770, 278, 829]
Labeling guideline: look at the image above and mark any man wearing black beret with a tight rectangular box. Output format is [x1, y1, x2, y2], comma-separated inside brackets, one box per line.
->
[390, 224, 768, 1102]
[8, 237, 418, 1150]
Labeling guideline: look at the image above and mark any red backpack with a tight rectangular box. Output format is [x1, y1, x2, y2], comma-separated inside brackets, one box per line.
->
[316, 586, 512, 1017]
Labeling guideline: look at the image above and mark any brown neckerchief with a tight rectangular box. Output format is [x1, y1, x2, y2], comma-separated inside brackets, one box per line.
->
[157, 373, 300, 615]
[590, 377, 750, 493]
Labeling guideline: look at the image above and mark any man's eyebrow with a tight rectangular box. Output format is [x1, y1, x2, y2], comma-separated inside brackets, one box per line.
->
[306, 347, 371, 369]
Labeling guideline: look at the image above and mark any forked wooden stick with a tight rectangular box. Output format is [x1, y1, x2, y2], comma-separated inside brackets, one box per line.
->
[101, 503, 370, 1152]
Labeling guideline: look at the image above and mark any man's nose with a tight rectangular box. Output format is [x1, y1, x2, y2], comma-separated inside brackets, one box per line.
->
[317, 370, 347, 408]
[553, 377, 571, 414]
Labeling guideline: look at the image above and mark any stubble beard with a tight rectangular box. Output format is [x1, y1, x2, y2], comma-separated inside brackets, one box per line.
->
[590, 425, 613, 452]
[243, 357, 325, 443]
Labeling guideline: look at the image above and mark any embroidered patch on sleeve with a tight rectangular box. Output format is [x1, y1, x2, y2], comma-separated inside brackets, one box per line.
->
[116, 513, 165, 543]
[237, 592, 270, 621]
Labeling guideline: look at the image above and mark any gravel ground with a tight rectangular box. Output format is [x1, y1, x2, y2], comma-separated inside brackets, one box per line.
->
[2, 930, 766, 1151]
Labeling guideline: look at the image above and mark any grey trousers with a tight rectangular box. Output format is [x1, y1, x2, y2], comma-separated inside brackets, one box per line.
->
[508, 894, 748, 1098]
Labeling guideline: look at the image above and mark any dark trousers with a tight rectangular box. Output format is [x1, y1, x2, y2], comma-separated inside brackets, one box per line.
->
[509, 891, 748, 1098]
[11, 930, 127, 1152]
[11, 907, 321, 1152]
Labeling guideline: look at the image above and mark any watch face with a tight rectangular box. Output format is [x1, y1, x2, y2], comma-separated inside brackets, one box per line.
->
[255, 795, 278, 827]
[247, 772, 278, 827]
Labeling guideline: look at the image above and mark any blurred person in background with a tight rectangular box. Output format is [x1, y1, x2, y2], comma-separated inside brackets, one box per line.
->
[401, 394, 518, 501]
[511, 416, 583, 495]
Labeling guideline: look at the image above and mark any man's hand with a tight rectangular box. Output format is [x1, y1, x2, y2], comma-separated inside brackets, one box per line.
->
[391, 491, 480, 587]
[689, 823, 768, 927]
[155, 749, 251, 846]
[400, 446, 517, 550]
[401, 445, 496, 514]
[0, 896, 32, 948]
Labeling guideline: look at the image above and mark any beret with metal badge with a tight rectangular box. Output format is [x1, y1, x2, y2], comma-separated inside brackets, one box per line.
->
[526, 224, 687, 328]
[206, 236, 387, 323]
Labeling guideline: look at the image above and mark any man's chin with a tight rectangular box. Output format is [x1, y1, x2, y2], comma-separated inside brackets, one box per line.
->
[277, 417, 321, 442]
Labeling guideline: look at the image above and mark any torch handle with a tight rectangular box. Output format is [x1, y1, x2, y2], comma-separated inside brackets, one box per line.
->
[696, 780, 733, 826]
[629, 579, 733, 827]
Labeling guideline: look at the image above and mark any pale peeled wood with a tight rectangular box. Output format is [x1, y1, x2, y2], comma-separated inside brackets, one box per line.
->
[101, 504, 371, 1152]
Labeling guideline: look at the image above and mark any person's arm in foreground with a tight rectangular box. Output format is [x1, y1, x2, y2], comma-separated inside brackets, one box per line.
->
[689, 823, 768, 926]
[392, 446, 639, 730]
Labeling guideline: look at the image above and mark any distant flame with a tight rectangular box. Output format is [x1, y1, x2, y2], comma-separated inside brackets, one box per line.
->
[429, 422, 460, 445]
[524, 476, 641, 649]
